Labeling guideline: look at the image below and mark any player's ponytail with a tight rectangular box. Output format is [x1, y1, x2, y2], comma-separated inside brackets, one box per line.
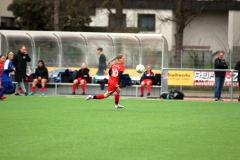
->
[107, 54, 124, 64]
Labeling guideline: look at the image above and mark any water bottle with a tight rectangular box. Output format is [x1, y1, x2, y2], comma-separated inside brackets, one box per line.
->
[92, 76, 94, 84]
[94, 75, 98, 83]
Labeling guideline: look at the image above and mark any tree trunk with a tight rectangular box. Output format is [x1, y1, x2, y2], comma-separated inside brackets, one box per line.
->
[174, 0, 184, 68]
[54, 0, 59, 31]
[114, 0, 123, 32]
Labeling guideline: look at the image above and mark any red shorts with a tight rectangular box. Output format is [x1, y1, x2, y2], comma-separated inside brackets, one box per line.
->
[142, 79, 152, 84]
[107, 81, 118, 94]
[37, 78, 49, 84]
[76, 77, 87, 84]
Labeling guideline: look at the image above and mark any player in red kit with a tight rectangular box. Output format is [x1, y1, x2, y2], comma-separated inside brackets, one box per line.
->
[140, 64, 154, 97]
[86, 54, 125, 109]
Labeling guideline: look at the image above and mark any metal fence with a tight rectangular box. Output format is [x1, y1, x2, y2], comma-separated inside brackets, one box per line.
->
[169, 50, 240, 70]
[0, 31, 166, 77]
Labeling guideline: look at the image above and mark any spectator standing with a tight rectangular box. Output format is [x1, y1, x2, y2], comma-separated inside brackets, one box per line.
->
[214, 52, 228, 101]
[12, 46, 31, 95]
[96, 47, 107, 76]
[234, 60, 240, 101]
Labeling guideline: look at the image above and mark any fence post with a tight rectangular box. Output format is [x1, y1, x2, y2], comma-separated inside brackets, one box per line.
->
[180, 50, 183, 90]
[229, 50, 232, 69]
[230, 70, 234, 102]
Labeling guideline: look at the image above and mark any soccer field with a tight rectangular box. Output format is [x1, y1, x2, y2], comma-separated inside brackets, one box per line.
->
[0, 96, 239, 160]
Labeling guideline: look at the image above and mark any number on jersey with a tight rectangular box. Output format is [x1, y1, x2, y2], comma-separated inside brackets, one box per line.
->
[112, 69, 119, 77]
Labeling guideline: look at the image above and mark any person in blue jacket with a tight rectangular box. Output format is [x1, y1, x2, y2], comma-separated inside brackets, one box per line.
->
[0, 52, 16, 100]
[140, 64, 155, 97]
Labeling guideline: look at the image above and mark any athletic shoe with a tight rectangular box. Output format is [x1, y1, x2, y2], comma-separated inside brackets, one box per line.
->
[41, 92, 45, 96]
[72, 92, 76, 95]
[140, 94, 143, 97]
[86, 95, 93, 101]
[82, 92, 85, 95]
[147, 93, 150, 96]
[115, 104, 124, 109]
[15, 93, 20, 96]
[28, 92, 34, 96]
[1, 95, 7, 99]
[218, 98, 223, 101]
[214, 98, 218, 101]
[24, 92, 28, 96]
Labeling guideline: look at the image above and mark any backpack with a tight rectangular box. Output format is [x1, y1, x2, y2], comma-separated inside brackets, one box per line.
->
[169, 88, 185, 100]
[61, 69, 74, 83]
[153, 74, 161, 86]
[160, 93, 172, 99]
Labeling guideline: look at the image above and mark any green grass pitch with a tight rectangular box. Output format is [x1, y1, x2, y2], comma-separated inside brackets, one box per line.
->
[0, 95, 240, 160]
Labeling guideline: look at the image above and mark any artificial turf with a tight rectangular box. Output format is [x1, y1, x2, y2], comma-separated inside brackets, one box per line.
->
[0, 95, 239, 160]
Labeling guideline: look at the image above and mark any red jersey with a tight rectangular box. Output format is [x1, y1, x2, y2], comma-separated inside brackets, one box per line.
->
[108, 62, 125, 85]
[0, 62, 4, 76]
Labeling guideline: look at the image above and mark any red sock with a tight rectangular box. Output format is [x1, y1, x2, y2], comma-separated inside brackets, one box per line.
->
[81, 84, 85, 93]
[140, 86, 144, 94]
[115, 94, 120, 105]
[72, 83, 77, 92]
[41, 87, 45, 92]
[31, 86, 35, 92]
[147, 85, 151, 93]
[93, 94, 105, 99]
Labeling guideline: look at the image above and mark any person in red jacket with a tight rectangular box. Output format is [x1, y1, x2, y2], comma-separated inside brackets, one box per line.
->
[72, 62, 89, 95]
[0, 55, 7, 99]
[140, 64, 155, 97]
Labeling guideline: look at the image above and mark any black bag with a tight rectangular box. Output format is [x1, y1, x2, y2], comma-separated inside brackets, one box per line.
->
[169, 88, 185, 100]
[160, 93, 172, 99]
[96, 78, 108, 90]
[61, 69, 74, 83]
[153, 74, 161, 86]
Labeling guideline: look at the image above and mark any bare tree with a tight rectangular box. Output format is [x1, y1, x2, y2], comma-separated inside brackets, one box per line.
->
[162, 0, 211, 68]
[101, 0, 124, 32]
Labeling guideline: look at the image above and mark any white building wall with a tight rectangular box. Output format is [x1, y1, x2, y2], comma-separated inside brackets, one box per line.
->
[228, 10, 240, 51]
[183, 11, 229, 54]
[90, 9, 175, 50]
[0, 0, 14, 26]
[90, 9, 231, 53]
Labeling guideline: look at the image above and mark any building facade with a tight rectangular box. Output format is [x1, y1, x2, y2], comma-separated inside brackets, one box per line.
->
[0, 0, 15, 29]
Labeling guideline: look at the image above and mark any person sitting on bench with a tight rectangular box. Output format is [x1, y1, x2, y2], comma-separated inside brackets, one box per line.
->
[72, 62, 89, 95]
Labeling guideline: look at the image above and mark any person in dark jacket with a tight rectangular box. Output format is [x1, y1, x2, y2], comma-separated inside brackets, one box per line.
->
[72, 62, 89, 95]
[96, 47, 107, 76]
[29, 60, 49, 96]
[214, 52, 228, 101]
[140, 64, 155, 97]
[234, 60, 240, 101]
[12, 46, 31, 95]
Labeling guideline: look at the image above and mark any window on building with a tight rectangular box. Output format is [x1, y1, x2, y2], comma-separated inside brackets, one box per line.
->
[138, 14, 155, 31]
[1, 17, 15, 27]
[109, 14, 126, 28]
